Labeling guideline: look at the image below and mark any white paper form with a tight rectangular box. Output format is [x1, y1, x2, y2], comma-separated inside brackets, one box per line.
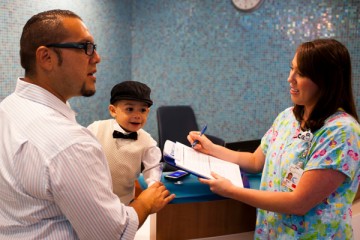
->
[165, 140, 243, 188]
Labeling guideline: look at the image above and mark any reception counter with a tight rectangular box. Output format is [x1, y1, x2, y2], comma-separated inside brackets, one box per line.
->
[138, 172, 261, 240]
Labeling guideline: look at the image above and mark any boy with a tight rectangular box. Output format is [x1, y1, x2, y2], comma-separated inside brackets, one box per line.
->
[88, 81, 162, 205]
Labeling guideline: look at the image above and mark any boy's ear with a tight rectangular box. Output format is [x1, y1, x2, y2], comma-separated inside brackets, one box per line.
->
[108, 104, 116, 117]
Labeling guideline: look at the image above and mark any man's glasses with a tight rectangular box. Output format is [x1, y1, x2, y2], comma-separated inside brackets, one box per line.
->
[46, 42, 97, 56]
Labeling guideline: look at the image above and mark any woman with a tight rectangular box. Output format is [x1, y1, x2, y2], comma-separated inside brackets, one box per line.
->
[188, 39, 360, 239]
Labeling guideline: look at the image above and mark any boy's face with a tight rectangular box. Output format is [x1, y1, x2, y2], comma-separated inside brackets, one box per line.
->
[109, 100, 150, 132]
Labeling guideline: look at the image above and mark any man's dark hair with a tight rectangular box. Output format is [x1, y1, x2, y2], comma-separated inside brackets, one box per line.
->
[20, 9, 82, 76]
[293, 38, 359, 132]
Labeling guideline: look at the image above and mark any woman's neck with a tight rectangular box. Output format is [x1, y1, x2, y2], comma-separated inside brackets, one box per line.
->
[301, 108, 311, 130]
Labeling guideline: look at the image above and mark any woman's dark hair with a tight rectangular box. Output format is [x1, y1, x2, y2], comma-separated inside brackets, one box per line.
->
[20, 9, 81, 76]
[293, 38, 359, 132]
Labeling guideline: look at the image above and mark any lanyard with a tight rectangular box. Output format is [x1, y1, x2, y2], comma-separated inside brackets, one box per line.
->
[297, 129, 313, 167]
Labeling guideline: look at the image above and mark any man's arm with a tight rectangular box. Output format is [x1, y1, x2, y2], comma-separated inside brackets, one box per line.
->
[50, 143, 140, 239]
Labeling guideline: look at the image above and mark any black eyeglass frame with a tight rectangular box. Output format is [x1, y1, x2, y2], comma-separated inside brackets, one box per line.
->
[46, 42, 97, 56]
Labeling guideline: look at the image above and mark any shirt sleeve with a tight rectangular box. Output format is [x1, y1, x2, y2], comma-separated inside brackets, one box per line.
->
[49, 142, 139, 240]
[142, 145, 162, 186]
[306, 121, 360, 180]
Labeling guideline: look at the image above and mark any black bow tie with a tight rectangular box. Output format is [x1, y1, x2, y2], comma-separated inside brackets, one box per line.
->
[113, 130, 138, 140]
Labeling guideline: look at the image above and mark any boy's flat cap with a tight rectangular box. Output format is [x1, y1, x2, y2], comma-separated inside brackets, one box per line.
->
[110, 81, 153, 107]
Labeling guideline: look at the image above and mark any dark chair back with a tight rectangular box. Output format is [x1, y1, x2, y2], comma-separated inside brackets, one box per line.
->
[156, 105, 225, 171]
[157, 105, 198, 152]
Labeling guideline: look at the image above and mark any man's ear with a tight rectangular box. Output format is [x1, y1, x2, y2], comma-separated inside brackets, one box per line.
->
[109, 104, 116, 117]
[36, 46, 55, 71]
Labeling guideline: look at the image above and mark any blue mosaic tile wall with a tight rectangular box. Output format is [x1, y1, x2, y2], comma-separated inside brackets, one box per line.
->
[1, 0, 359, 144]
[132, 0, 360, 143]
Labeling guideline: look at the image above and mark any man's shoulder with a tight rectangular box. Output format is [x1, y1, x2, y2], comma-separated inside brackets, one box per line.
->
[54, 121, 98, 144]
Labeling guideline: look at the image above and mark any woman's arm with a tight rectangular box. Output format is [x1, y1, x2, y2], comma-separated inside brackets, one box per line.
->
[200, 168, 346, 215]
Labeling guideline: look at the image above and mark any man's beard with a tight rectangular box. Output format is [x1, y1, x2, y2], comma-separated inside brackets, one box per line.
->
[81, 83, 95, 97]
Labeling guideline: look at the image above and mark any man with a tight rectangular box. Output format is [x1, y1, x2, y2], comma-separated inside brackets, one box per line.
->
[0, 9, 174, 239]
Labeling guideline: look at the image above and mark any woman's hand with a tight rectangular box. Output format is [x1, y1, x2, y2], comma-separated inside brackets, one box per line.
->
[187, 131, 214, 155]
[198, 172, 236, 198]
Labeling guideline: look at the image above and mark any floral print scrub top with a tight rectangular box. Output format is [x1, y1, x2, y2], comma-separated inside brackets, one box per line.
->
[255, 107, 360, 240]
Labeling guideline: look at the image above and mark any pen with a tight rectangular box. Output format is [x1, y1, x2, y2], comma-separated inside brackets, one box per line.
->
[191, 124, 207, 148]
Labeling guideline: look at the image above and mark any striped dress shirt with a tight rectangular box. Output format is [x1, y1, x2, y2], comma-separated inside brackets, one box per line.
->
[0, 78, 138, 239]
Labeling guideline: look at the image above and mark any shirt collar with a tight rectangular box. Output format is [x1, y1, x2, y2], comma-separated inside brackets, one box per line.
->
[15, 78, 77, 122]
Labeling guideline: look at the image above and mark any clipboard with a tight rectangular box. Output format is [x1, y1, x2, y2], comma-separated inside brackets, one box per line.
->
[163, 140, 244, 188]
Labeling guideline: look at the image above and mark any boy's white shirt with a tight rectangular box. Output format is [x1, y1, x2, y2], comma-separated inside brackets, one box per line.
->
[87, 119, 162, 204]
